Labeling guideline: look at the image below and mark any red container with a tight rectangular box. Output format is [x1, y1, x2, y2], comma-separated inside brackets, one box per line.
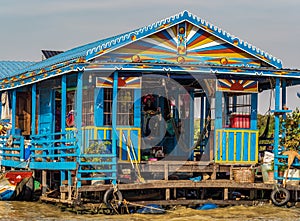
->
[230, 113, 250, 128]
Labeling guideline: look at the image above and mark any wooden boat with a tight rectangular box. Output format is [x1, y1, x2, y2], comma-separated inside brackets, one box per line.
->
[0, 171, 34, 200]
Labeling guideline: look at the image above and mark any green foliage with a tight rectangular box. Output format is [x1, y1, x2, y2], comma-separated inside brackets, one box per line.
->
[82, 141, 112, 171]
[280, 108, 300, 151]
[84, 140, 111, 155]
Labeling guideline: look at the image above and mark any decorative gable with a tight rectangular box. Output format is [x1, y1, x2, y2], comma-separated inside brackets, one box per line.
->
[95, 22, 264, 68]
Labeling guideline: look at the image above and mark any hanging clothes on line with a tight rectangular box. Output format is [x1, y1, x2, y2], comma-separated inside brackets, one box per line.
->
[1, 91, 11, 120]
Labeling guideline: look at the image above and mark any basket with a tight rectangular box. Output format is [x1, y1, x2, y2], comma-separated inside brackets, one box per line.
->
[232, 167, 255, 183]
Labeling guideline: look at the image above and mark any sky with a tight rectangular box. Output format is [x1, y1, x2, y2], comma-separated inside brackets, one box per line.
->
[0, 0, 300, 112]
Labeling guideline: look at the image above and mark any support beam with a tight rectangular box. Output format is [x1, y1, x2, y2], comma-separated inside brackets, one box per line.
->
[11, 89, 16, 134]
[60, 75, 67, 185]
[250, 93, 258, 130]
[111, 71, 118, 185]
[166, 189, 170, 200]
[273, 78, 281, 179]
[31, 84, 37, 135]
[224, 188, 228, 200]
[42, 170, 47, 195]
[76, 71, 83, 188]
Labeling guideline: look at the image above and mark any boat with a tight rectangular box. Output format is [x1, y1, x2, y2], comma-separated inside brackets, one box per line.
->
[0, 170, 34, 200]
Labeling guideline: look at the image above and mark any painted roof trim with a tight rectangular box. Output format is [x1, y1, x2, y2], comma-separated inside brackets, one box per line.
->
[85, 10, 282, 68]
[85, 63, 300, 79]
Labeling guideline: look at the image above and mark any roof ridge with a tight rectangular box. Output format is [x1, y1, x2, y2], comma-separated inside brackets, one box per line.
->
[85, 10, 282, 68]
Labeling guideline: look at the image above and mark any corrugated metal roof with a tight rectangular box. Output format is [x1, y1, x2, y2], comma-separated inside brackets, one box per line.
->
[0, 61, 36, 79]
[41, 50, 64, 59]
[0, 31, 132, 80]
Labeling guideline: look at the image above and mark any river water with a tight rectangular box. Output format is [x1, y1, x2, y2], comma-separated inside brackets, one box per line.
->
[0, 201, 299, 221]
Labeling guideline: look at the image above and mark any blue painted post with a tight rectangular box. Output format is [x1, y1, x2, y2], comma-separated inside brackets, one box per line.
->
[11, 89, 16, 135]
[95, 88, 104, 127]
[274, 78, 280, 180]
[282, 79, 286, 109]
[250, 93, 258, 130]
[111, 71, 118, 185]
[215, 91, 223, 129]
[281, 79, 288, 144]
[133, 88, 141, 161]
[31, 84, 36, 135]
[20, 136, 24, 161]
[214, 91, 223, 162]
[68, 170, 72, 186]
[134, 89, 141, 127]
[76, 71, 83, 188]
[61, 75, 67, 185]
[61, 75, 67, 132]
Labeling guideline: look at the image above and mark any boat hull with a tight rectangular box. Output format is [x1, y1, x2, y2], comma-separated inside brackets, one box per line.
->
[0, 171, 34, 201]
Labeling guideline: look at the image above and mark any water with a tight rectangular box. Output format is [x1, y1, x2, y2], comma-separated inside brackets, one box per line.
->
[0, 201, 299, 221]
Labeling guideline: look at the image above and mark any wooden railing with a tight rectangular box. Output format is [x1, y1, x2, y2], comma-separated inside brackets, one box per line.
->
[30, 131, 78, 163]
[215, 129, 258, 164]
[81, 126, 141, 162]
[0, 135, 26, 163]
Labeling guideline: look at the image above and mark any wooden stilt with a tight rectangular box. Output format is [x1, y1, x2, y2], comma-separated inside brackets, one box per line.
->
[224, 188, 228, 200]
[250, 189, 257, 200]
[201, 188, 205, 199]
[42, 170, 47, 195]
[68, 186, 72, 200]
[166, 188, 170, 200]
[230, 165, 233, 180]
[164, 163, 170, 200]
[211, 164, 217, 180]
[164, 163, 169, 180]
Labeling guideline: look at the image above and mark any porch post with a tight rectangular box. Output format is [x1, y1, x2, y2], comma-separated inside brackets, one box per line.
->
[111, 71, 118, 184]
[31, 84, 36, 135]
[11, 89, 16, 134]
[250, 93, 258, 130]
[61, 75, 67, 132]
[76, 71, 83, 188]
[281, 79, 287, 111]
[215, 91, 223, 129]
[273, 78, 281, 177]
[61, 75, 67, 185]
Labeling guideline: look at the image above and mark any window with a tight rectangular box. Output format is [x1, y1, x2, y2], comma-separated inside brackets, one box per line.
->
[224, 93, 251, 128]
[66, 90, 76, 127]
[117, 89, 134, 125]
[82, 87, 94, 126]
[104, 88, 112, 125]
[103, 88, 134, 126]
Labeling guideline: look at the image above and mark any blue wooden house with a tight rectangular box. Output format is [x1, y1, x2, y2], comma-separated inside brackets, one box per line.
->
[0, 11, 299, 198]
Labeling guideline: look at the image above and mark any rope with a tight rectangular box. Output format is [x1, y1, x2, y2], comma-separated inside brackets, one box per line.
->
[122, 199, 178, 214]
